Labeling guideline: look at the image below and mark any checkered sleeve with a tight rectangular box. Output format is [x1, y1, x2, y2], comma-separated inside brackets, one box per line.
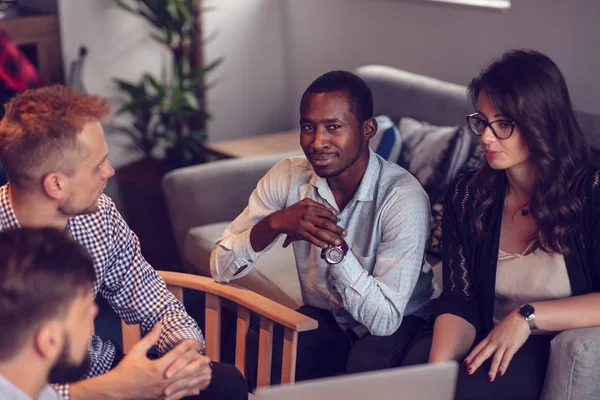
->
[98, 196, 205, 354]
[50, 325, 117, 399]
[50, 384, 69, 400]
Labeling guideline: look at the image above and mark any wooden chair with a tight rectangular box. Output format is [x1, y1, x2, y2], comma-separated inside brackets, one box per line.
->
[120, 271, 318, 387]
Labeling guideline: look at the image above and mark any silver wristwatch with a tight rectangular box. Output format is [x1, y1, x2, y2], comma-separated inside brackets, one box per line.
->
[321, 241, 349, 265]
[519, 304, 537, 330]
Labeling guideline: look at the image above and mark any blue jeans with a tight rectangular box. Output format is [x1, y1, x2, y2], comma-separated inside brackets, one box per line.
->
[245, 305, 425, 390]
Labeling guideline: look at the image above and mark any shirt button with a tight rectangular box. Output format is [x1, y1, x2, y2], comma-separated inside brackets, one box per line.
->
[330, 275, 336, 280]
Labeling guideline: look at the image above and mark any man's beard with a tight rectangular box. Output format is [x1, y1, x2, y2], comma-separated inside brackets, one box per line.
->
[48, 336, 91, 384]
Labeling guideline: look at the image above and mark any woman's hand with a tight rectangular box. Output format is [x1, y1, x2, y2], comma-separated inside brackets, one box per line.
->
[463, 309, 530, 382]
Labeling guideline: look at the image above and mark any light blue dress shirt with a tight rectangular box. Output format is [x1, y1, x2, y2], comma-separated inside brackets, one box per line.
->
[0, 374, 61, 400]
[212, 150, 439, 337]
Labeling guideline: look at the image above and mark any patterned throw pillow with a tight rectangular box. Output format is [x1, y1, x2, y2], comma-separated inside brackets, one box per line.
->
[398, 117, 477, 257]
[370, 115, 402, 162]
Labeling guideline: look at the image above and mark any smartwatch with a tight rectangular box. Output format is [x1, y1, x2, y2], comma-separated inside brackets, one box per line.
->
[321, 241, 349, 265]
[519, 304, 537, 330]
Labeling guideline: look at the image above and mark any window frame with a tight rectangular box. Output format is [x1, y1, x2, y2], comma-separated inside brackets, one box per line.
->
[414, 0, 511, 11]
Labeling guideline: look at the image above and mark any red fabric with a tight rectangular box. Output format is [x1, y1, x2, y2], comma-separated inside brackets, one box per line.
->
[0, 28, 44, 92]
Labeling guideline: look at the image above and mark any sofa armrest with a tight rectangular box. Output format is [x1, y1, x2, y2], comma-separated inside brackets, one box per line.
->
[541, 326, 600, 400]
[162, 152, 298, 257]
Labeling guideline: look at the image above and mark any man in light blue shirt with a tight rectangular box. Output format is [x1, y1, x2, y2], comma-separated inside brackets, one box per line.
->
[0, 228, 98, 400]
[212, 71, 438, 387]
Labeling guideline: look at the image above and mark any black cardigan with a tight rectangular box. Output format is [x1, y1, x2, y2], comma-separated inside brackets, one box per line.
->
[437, 167, 600, 336]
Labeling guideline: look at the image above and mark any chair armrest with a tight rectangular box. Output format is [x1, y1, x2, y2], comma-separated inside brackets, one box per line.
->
[158, 271, 316, 332]
[121, 270, 317, 385]
[162, 152, 297, 258]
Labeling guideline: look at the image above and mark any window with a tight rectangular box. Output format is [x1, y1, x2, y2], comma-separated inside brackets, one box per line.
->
[422, 0, 510, 10]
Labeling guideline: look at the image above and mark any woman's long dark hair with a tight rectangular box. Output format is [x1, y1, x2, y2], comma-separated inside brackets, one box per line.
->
[469, 49, 590, 253]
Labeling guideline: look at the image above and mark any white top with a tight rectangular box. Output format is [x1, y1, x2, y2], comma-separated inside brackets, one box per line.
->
[211, 150, 438, 337]
[0, 374, 61, 400]
[494, 244, 572, 328]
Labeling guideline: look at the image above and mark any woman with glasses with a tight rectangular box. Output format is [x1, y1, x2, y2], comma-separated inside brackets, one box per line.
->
[402, 49, 600, 399]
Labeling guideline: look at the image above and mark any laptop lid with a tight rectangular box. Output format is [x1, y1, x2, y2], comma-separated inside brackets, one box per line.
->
[254, 361, 458, 400]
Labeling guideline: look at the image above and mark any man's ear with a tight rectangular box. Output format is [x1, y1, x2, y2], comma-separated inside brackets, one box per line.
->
[42, 173, 67, 201]
[34, 322, 63, 362]
[363, 118, 378, 141]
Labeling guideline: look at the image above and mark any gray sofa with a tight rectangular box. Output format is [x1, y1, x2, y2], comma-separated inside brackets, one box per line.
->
[162, 65, 482, 308]
[163, 65, 600, 305]
[163, 65, 600, 399]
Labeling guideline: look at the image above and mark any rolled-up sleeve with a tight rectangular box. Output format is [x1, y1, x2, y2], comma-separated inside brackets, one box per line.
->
[99, 197, 204, 355]
[211, 160, 291, 282]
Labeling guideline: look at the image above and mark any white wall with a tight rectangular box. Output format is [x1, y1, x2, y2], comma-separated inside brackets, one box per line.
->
[59, 0, 290, 161]
[282, 0, 600, 124]
[59, 0, 169, 169]
[203, 0, 291, 141]
[58, 0, 600, 156]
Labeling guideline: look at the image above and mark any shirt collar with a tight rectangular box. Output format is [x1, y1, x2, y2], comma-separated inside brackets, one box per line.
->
[309, 149, 380, 203]
[0, 374, 33, 400]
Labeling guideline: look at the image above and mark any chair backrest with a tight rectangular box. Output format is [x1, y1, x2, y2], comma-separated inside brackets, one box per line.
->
[120, 271, 318, 387]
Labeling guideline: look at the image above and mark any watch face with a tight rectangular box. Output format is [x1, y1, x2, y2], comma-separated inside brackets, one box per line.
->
[325, 246, 345, 264]
[520, 304, 535, 318]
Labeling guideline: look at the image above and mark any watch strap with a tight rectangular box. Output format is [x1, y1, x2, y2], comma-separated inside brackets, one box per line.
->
[525, 314, 537, 330]
[519, 304, 537, 330]
[340, 240, 349, 254]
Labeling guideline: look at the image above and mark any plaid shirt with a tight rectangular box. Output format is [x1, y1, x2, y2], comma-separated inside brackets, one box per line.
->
[0, 185, 205, 399]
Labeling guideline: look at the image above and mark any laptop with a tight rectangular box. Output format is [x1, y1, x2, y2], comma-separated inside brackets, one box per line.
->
[254, 362, 458, 400]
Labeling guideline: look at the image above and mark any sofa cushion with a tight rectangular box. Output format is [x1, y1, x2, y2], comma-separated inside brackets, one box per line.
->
[184, 222, 302, 310]
[370, 115, 402, 162]
[542, 326, 600, 400]
[398, 117, 474, 199]
[398, 117, 475, 257]
[426, 253, 443, 291]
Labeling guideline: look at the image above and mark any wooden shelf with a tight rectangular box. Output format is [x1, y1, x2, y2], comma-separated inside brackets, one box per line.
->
[0, 13, 64, 84]
[204, 130, 301, 158]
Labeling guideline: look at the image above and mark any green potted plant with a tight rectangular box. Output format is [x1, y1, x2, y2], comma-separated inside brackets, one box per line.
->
[110, 0, 222, 269]
[112, 0, 222, 169]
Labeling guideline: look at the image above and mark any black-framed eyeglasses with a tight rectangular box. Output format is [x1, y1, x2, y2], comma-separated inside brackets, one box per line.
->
[466, 113, 516, 140]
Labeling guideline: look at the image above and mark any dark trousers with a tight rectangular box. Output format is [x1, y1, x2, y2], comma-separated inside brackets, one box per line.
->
[402, 330, 552, 400]
[192, 362, 248, 400]
[111, 349, 248, 400]
[245, 305, 425, 391]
